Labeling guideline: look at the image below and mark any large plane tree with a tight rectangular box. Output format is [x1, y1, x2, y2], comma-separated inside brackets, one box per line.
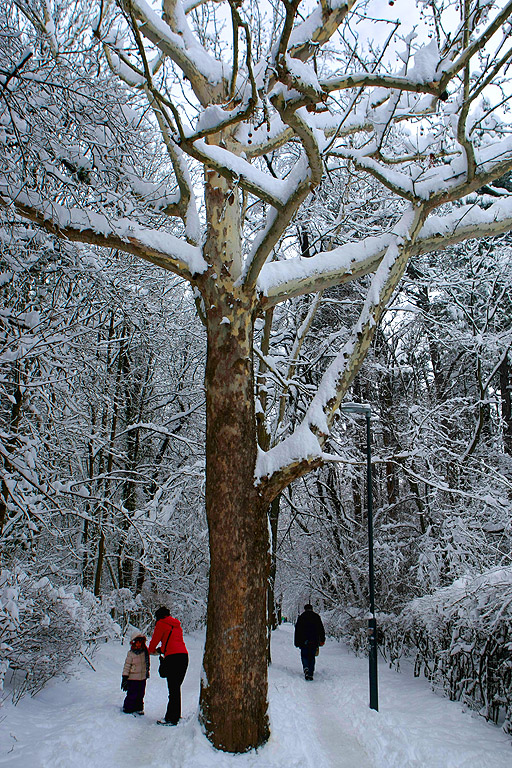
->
[2, 0, 512, 753]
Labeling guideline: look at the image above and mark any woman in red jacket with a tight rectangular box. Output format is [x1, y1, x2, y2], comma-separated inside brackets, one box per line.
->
[148, 606, 189, 725]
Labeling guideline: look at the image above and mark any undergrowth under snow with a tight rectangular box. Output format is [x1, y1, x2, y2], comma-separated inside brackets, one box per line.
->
[0, 624, 510, 768]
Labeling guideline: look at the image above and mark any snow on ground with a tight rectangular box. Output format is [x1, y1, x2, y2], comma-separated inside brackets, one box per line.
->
[1, 624, 511, 768]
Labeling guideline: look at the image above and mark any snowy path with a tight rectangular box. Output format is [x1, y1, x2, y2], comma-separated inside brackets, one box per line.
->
[1, 624, 511, 768]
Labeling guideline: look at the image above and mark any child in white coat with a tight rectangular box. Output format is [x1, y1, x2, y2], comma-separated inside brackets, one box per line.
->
[121, 632, 150, 715]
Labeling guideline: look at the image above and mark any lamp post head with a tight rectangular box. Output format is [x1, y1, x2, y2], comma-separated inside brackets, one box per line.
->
[340, 402, 371, 416]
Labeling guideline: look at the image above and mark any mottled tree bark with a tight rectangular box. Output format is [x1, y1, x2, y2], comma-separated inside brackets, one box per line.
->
[200, 311, 270, 751]
[198, 170, 270, 752]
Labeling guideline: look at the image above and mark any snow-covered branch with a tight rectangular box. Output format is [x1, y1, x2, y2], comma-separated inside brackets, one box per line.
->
[257, 233, 394, 309]
[0, 185, 206, 279]
[242, 158, 313, 290]
[257, 193, 512, 309]
[122, 0, 228, 105]
[256, 206, 427, 495]
[183, 139, 292, 209]
[438, 0, 512, 93]
[320, 72, 442, 97]
[145, 91, 201, 244]
[288, 0, 356, 62]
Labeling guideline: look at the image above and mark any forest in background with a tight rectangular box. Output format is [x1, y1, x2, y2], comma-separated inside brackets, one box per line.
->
[1, 0, 512, 747]
[2, 202, 511, 727]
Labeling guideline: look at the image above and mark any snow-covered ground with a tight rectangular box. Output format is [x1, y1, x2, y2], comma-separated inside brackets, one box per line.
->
[1, 624, 510, 768]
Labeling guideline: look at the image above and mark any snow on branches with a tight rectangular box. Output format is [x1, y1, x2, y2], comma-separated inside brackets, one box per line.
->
[1, 1, 511, 485]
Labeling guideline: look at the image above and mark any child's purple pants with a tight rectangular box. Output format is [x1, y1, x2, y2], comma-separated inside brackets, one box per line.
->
[123, 679, 146, 713]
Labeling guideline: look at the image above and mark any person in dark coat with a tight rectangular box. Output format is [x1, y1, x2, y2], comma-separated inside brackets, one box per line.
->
[294, 603, 325, 680]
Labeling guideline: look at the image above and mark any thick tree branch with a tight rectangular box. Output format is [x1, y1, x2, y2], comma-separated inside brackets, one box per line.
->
[241, 89, 327, 292]
[288, 0, 356, 63]
[257, 205, 427, 499]
[257, 234, 395, 310]
[277, 0, 301, 62]
[330, 148, 419, 202]
[321, 72, 442, 97]
[257, 190, 512, 310]
[121, 0, 227, 105]
[242, 163, 312, 291]
[181, 139, 289, 209]
[0, 188, 206, 280]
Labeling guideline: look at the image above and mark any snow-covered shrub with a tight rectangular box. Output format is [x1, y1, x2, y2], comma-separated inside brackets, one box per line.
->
[0, 570, 123, 702]
[0, 569, 204, 703]
[96, 588, 145, 639]
[321, 605, 368, 652]
[382, 567, 512, 733]
[78, 589, 123, 645]
[0, 568, 84, 701]
[1, 569, 207, 704]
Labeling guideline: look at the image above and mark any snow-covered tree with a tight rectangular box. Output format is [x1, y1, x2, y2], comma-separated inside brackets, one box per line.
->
[275, 230, 512, 633]
[0, 223, 205, 584]
[2, 0, 512, 752]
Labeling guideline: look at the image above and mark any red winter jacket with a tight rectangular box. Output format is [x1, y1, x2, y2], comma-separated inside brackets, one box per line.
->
[148, 616, 188, 656]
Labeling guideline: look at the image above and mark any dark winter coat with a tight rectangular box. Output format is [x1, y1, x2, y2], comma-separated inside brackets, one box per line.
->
[294, 609, 325, 649]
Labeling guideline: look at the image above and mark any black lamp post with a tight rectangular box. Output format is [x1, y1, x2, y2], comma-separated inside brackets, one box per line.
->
[340, 402, 379, 711]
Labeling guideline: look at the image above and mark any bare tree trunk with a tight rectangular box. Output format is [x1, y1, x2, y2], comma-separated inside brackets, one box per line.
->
[199, 309, 270, 752]
[135, 562, 146, 595]
[0, 366, 23, 535]
[197, 166, 269, 749]
[500, 352, 512, 456]
[94, 529, 105, 597]
[267, 493, 280, 663]
[0, 481, 8, 537]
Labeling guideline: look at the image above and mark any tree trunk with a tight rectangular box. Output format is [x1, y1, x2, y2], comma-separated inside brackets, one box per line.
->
[1, 367, 24, 535]
[94, 529, 105, 597]
[199, 309, 270, 752]
[198, 166, 270, 752]
[267, 493, 280, 663]
[500, 352, 512, 456]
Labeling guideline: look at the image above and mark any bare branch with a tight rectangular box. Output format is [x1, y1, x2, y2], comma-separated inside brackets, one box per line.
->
[0, 49, 33, 92]
[456, 0, 477, 182]
[275, 290, 324, 435]
[277, 0, 301, 62]
[228, 1, 240, 102]
[145, 89, 201, 243]
[438, 0, 512, 93]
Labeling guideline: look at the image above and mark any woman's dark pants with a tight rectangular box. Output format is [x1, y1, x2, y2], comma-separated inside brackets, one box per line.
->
[164, 653, 189, 724]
